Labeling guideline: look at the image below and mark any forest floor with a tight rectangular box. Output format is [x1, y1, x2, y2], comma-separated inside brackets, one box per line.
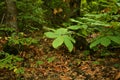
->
[0, 32, 120, 80]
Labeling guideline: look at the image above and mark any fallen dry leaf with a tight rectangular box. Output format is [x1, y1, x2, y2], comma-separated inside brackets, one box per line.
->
[115, 72, 120, 80]
[60, 75, 72, 80]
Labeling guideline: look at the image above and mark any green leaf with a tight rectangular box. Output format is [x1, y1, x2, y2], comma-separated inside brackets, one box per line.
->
[80, 17, 96, 22]
[44, 32, 57, 38]
[83, 50, 90, 56]
[64, 36, 74, 52]
[91, 22, 110, 27]
[85, 14, 102, 18]
[90, 37, 101, 48]
[55, 28, 68, 35]
[70, 18, 83, 24]
[114, 63, 120, 68]
[36, 61, 44, 65]
[47, 56, 55, 63]
[90, 36, 102, 48]
[52, 36, 64, 48]
[68, 25, 82, 30]
[108, 36, 120, 44]
[68, 25, 88, 30]
[90, 36, 111, 48]
[110, 22, 120, 29]
[100, 37, 111, 47]
[14, 67, 24, 74]
[92, 61, 100, 65]
[64, 35, 76, 43]
[81, 25, 88, 29]
[82, 30, 88, 36]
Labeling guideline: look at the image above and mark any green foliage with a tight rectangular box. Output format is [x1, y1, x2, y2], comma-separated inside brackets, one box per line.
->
[92, 61, 100, 65]
[82, 13, 120, 50]
[45, 28, 75, 52]
[16, 0, 45, 32]
[0, 0, 5, 19]
[0, 26, 15, 36]
[114, 63, 120, 68]
[90, 36, 120, 49]
[36, 60, 44, 65]
[45, 10, 120, 52]
[47, 56, 56, 63]
[66, 8, 120, 50]
[0, 27, 15, 32]
[1, 0, 119, 55]
[82, 0, 119, 14]
[1, 32, 38, 55]
[14, 67, 24, 74]
[8, 32, 38, 46]
[52, 36, 64, 48]
[0, 51, 24, 73]
[83, 50, 90, 56]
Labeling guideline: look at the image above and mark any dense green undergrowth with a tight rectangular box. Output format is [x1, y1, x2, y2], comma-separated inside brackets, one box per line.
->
[0, 0, 120, 76]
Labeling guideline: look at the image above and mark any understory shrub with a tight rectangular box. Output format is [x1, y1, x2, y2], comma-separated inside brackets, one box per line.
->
[44, 12, 120, 54]
[16, 0, 45, 32]
[0, 51, 24, 74]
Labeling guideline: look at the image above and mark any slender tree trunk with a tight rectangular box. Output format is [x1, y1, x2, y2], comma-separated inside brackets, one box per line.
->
[5, 0, 18, 31]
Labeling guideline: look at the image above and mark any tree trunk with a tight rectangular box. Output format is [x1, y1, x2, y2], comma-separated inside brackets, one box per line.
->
[5, 0, 18, 31]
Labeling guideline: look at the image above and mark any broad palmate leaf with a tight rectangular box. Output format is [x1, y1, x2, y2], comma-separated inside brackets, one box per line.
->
[52, 36, 64, 48]
[64, 36, 74, 52]
[44, 32, 57, 38]
[64, 35, 75, 43]
[55, 28, 68, 35]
